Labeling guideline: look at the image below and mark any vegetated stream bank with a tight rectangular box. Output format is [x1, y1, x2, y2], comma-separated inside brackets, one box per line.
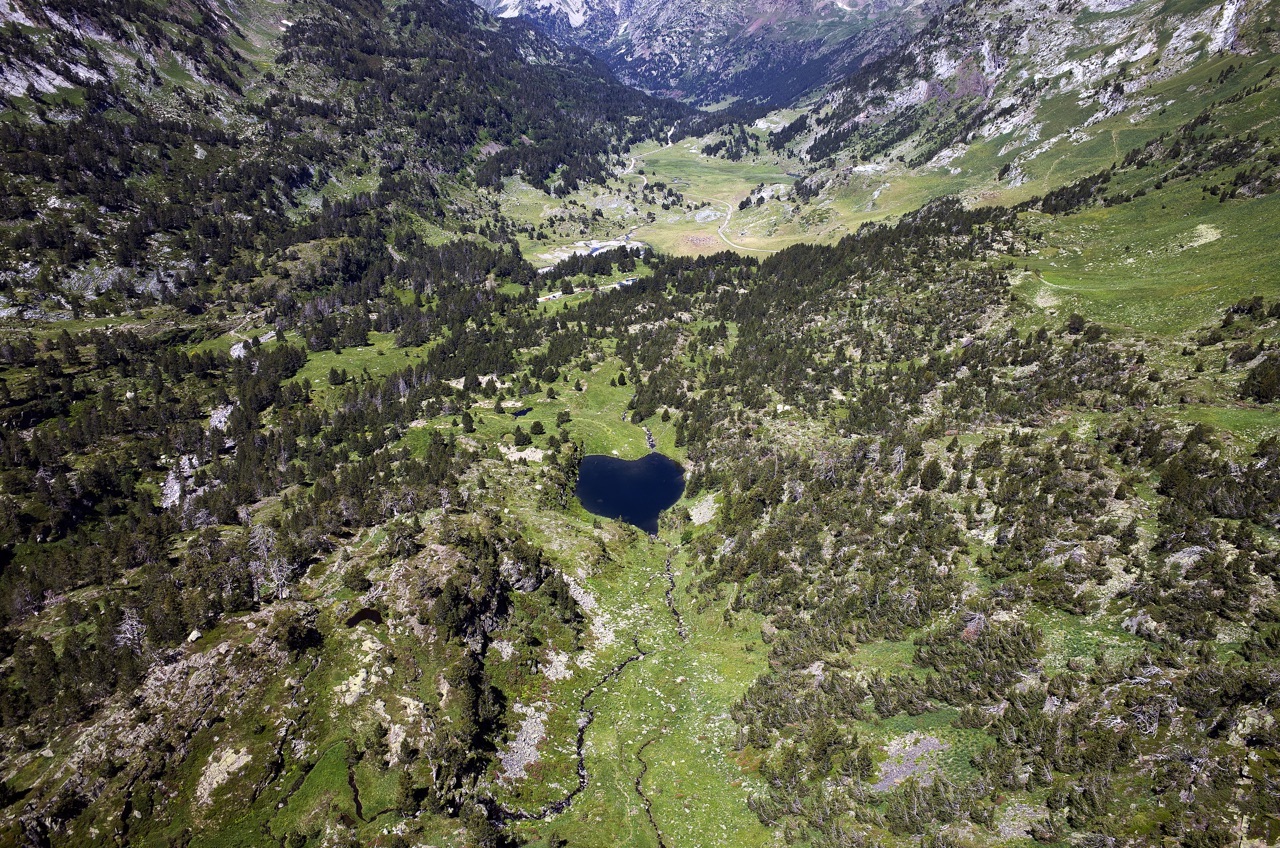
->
[662, 553, 688, 641]
[490, 639, 650, 824]
[489, 480, 755, 845]
[634, 737, 670, 848]
[491, 542, 695, 843]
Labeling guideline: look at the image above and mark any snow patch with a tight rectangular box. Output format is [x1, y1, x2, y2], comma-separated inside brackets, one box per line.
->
[532, 0, 588, 27]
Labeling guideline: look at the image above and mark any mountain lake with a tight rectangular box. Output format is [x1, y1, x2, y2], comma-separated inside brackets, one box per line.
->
[575, 452, 685, 534]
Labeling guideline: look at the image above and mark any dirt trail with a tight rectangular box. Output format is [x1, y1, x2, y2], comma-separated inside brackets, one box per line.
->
[683, 194, 778, 254]
[622, 127, 676, 189]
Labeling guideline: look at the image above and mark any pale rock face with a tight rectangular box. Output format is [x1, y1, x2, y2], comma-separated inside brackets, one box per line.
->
[1207, 0, 1244, 53]
[196, 748, 252, 805]
[0, 0, 28, 24]
[498, 702, 550, 780]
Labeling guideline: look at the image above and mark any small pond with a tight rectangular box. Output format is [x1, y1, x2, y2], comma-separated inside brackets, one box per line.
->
[575, 452, 685, 535]
[345, 607, 384, 628]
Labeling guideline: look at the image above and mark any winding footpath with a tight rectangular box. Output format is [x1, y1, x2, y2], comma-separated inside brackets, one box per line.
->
[683, 193, 779, 254]
[622, 127, 677, 187]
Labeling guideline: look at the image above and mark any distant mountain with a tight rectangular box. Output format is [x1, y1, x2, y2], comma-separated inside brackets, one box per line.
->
[471, 0, 941, 105]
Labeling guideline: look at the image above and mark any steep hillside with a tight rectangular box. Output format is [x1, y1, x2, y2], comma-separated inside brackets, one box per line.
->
[618, 0, 1277, 258]
[796, 0, 1271, 173]
[472, 0, 940, 105]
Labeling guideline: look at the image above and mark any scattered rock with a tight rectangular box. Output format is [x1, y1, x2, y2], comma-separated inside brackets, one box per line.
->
[542, 650, 572, 681]
[196, 748, 251, 805]
[208, 404, 235, 431]
[1167, 546, 1210, 570]
[996, 802, 1047, 840]
[873, 732, 947, 792]
[498, 702, 550, 781]
[689, 494, 717, 526]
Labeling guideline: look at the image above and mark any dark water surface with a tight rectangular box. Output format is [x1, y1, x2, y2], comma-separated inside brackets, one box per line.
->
[575, 453, 685, 534]
[345, 607, 384, 628]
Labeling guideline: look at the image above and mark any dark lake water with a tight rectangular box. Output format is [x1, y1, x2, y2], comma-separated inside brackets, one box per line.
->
[575, 453, 685, 534]
[345, 607, 384, 628]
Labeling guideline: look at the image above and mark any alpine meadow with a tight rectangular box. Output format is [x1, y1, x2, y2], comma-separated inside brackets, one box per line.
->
[0, 0, 1279, 846]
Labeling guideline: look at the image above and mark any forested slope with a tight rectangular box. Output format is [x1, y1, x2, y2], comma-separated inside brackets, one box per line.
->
[0, 0, 686, 318]
[0, 129, 1278, 845]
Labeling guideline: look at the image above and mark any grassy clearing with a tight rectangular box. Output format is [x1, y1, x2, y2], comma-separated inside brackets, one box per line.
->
[1032, 608, 1146, 673]
[1173, 406, 1280, 444]
[290, 331, 436, 403]
[1024, 185, 1280, 336]
[412, 353, 667, 461]
[851, 638, 920, 676]
[468, 54, 1279, 262]
[269, 744, 357, 838]
[401, 345, 771, 846]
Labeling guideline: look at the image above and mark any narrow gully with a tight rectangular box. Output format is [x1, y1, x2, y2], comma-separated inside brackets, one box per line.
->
[634, 737, 670, 848]
[662, 556, 688, 641]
